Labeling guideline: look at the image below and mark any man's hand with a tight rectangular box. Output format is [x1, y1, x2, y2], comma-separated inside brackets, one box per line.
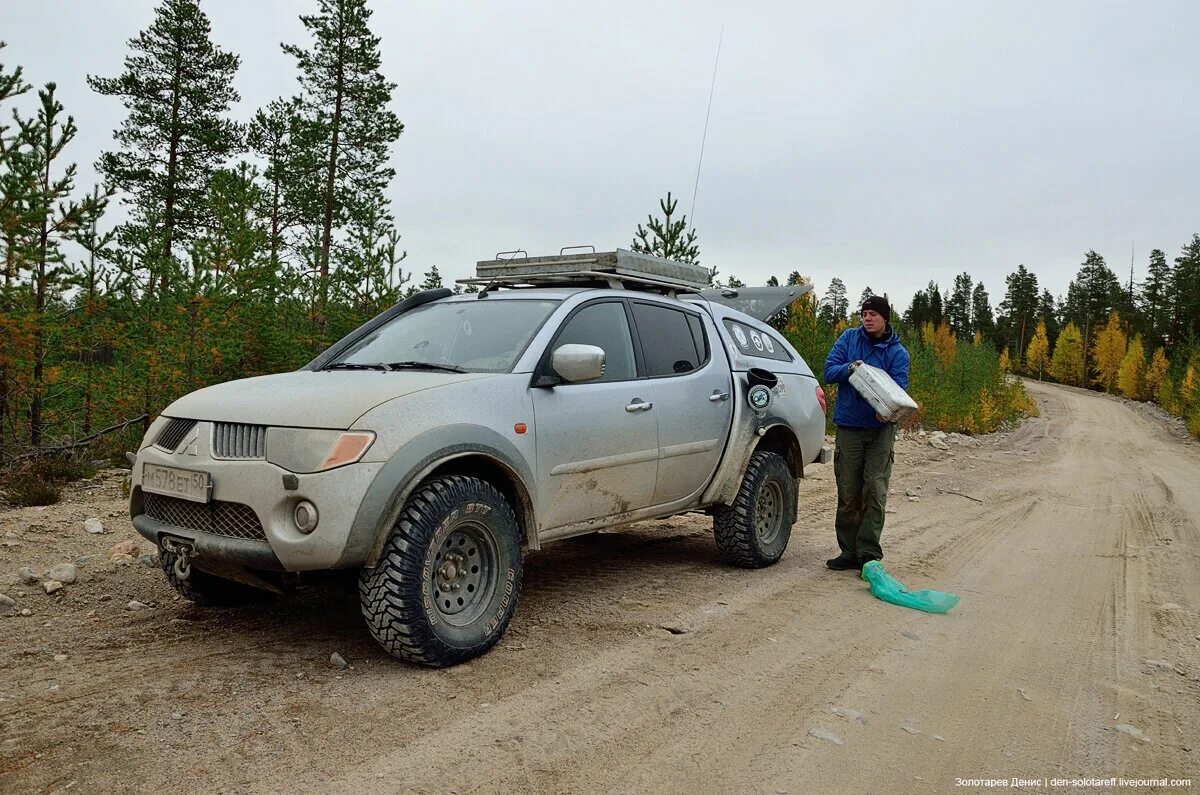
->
[850, 359, 864, 372]
[876, 412, 888, 423]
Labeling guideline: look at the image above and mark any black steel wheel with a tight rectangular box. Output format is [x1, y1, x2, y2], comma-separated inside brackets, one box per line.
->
[713, 450, 796, 568]
[359, 475, 522, 667]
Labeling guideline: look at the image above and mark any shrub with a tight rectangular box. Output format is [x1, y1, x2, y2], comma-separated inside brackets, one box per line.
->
[27, 455, 96, 482]
[1, 472, 62, 506]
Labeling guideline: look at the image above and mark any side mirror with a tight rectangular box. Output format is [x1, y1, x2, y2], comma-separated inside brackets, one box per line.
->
[551, 344, 605, 383]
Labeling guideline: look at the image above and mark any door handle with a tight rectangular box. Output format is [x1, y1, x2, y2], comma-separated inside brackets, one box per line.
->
[625, 399, 654, 413]
[709, 391, 730, 402]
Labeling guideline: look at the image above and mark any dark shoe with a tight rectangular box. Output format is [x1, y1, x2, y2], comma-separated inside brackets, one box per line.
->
[858, 556, 881, 571]
[826, 553, 858, 571]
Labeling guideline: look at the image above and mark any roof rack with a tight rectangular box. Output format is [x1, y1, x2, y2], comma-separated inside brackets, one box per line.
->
[459, 248, 710, 293]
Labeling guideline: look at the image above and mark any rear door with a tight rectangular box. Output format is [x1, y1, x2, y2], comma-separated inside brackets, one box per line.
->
[530, 300, 658, 532]
[629, 300, 733, 505]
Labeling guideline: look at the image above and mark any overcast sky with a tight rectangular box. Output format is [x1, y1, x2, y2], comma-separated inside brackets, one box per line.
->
[5, 0, 1199, 310]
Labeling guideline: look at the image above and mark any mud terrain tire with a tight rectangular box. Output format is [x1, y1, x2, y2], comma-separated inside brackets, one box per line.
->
[713, 451, 796, 568]
[360, 475, 522, 667]
[158, 550, 266, 607]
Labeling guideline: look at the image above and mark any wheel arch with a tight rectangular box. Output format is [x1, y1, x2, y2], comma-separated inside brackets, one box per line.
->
[340, 425, 538, 570]
[754, 423, 804, 480]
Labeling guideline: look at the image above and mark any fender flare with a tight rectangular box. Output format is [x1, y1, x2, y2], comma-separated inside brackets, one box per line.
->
[338, 424, 537, 569]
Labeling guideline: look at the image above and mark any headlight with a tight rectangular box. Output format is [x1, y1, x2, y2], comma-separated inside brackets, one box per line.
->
[266, 428, 376, 473]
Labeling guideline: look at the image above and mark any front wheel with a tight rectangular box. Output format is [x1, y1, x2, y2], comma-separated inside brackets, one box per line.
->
[713, 451, 796, 568]
[359, 475, 523, 667]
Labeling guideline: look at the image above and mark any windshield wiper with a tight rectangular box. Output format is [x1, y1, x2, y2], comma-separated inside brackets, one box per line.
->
[322, 362, 388, 371]
[386, 360, 468, 374]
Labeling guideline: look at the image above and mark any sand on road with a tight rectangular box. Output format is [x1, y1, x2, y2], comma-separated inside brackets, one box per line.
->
[1, 380, 1197, 793]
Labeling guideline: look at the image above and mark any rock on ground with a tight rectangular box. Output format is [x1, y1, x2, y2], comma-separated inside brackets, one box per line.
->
[83, 518, 106, 534]
[46, 563, 76, 584]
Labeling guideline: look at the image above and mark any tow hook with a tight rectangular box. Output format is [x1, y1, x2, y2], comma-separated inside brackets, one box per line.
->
[161, 536, 195, 581]
[173, 549, 191, 580]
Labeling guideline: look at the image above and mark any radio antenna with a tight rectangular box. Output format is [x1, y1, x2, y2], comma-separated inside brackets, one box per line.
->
[690, 25, 724, 227]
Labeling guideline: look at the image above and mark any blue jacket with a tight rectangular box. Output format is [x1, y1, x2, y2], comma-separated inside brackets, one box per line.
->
[823, 325, 911, 429]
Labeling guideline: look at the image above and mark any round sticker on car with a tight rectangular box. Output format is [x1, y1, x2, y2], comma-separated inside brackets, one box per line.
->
[732, 325, 748, 348]
[750, 331, 764, 351]
[763, 335, 775, 353]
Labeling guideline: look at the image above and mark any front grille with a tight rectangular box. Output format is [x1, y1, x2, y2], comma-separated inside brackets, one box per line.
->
[142, 492, 267, 541]
[155, 418, 198, 452]
[212, 422, 266, 459]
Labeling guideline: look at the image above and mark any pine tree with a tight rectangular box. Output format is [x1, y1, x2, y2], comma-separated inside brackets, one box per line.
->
[283, 0, 404, 326]
[725, 275, 745, 288]
[903, 287, 929, 328]
[765, 275, 779, 287]
[67, 184, 115, 435]
[998, 348, 1011, 374]
[248, 97, 305, 273]
[1169, 234, 1200, 344]
[1141, 248, 1171, 347]
[999, 265, 1039, 368]
[817, 277, 848, 328]
[0, 43, 33, 454]
[631, 191, 699, 264]
[1049, 322, 1084, 386]
[1064, 250, 1122, 385]
[89, 0, 242, 289]
[946, 272, 973, 338]
[859, 286, 875, 306]
[1117, 335, 1145, 399]
[971, 281, 995, 344]
[1092, 312, 1128, 394]
[1025, 319, 1050, 380]
[926, 281, 943, 327]
[1039, 289, 1060, 349]
[420, 265, 443, 290]
[23, 84, 101, 445]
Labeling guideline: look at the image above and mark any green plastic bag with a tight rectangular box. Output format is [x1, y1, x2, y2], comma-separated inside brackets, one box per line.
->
[860, 560, 960, 614]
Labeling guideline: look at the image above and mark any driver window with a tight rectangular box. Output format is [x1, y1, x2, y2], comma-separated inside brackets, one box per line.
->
[553, 302, 636, 382]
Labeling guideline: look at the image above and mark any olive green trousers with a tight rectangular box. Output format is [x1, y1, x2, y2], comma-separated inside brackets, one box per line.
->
[834, 423, 896, 562]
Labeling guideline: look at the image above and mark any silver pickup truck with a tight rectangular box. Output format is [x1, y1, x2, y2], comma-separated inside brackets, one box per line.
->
[129, 250, 830, 666]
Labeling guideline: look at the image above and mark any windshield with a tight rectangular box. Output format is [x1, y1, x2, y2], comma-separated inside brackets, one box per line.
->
[335, 299, 560, 373]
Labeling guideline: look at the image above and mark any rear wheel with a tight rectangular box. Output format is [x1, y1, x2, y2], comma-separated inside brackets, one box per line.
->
[359, 475, 522, 667]
[713, 451, 796, 568]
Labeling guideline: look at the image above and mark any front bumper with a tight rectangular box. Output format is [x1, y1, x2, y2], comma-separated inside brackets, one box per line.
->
[131, 422, 383, 572]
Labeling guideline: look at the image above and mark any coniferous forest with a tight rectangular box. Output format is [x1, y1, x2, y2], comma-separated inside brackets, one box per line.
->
[2, 0, 1199, 503]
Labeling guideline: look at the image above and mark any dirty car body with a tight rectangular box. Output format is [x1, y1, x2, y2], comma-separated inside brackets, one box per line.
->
[129, 250, 829, 665]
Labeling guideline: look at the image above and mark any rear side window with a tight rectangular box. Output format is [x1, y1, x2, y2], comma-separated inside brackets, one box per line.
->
[723, 318, 793, 362]
[632, 302, 707, 376]
[552, 301, 636, 381]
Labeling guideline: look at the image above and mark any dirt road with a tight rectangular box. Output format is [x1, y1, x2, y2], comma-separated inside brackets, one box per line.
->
[1, 381, 1197, 793]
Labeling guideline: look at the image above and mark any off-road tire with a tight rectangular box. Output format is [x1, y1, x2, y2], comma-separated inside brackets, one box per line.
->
[158, 549, 266, 607]
[713, 450, 796, 568]
[359, 475, 522, 667]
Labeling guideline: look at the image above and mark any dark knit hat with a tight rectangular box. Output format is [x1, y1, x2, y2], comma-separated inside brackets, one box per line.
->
[860, 295, 890, 321]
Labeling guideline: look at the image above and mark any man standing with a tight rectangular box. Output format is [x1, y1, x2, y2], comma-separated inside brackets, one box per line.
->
[822, 296, 910, 571]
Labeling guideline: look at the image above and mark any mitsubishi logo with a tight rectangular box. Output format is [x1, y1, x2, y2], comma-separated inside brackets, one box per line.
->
[177, 426, 200, 456]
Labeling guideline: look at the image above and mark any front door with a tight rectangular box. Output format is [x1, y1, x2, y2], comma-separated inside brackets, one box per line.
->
[531, 301, 658, 532]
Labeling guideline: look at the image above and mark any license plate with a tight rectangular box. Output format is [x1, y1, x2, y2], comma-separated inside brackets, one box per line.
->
[142, 463, 211, 503]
